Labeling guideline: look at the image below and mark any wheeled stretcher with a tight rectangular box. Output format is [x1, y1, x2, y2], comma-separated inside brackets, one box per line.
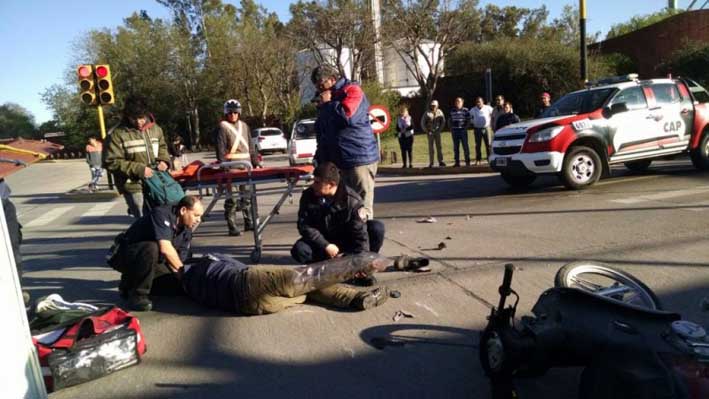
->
[172, 160, 313, 262]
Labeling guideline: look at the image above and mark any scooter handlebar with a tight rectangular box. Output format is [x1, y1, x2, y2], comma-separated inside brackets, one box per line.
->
[497, 263, 515, 311]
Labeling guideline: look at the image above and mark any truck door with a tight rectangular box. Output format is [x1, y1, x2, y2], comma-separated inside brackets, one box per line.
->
[608, 86, 656, 155]
[648, 83, 689, 145]
[676, 81, 695, 141]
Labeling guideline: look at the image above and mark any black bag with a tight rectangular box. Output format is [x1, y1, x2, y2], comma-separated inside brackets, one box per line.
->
[143, 170, 185, 207]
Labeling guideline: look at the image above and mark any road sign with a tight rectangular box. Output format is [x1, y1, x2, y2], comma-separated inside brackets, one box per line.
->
[368, 105, 391, 134]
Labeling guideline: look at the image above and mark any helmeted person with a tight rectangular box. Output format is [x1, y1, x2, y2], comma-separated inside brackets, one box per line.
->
[181, 252, 389, 315]
[310, 64, 379, 219]
[110, 195, 203, 311]
[105, 95, 171, 218]
[291, 162, 385, 269]
[215, 99, 257, 236]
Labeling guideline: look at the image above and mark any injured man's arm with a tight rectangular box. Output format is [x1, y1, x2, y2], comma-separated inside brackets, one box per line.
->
[180, 252, 392, 316]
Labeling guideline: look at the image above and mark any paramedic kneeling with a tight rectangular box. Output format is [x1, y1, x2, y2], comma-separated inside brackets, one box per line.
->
[291, 162, 385, 266]
[114, 195, 204, 311]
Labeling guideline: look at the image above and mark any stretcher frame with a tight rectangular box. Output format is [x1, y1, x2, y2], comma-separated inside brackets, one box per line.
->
[175, 161, 313, 263]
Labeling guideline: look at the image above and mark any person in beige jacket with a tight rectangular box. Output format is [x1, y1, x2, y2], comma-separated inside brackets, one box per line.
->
[215, 99, 257, 236]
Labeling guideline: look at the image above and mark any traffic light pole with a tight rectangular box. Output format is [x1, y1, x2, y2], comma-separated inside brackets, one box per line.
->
[97, 105, 114, 190]
[580, 0, 588, 83]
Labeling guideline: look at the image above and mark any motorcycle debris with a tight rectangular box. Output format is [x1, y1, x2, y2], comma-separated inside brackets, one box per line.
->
[390, 290, 401, 299]
[392, 310, 415, 322]
[445, 236, 452, 240]
[466, 215, 472, 220]
[413, 266, 432, 273]
[437, 242, 447, 250]
[417, 216, 437, 223]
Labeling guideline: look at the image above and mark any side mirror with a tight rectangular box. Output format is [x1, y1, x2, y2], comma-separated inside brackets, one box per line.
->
[610, 102, 629, 115]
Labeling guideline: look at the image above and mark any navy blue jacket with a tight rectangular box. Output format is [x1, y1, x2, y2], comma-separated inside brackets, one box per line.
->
[314, 78, 379, 169]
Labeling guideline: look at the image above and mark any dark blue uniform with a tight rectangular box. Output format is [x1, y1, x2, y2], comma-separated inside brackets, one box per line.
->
[117, 205, 193, 298]
[291, 183, 384, 264]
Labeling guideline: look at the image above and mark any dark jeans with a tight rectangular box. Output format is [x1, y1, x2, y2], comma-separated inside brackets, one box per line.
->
[451, 129, 470, 164]
[473, 127, 491, 162]
[291, 220, 385, 264]
[398, 135, 413, 166]
[116, 241, 184, 298]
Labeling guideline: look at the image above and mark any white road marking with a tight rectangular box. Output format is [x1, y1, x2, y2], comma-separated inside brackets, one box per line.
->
[82, 202, 117, 218]
[611, 186, 709, 204]
[23, 206, 74, 228]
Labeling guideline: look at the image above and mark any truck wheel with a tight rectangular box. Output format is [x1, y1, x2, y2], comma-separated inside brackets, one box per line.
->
[691, 132, 709, 170]
[500, 172, 536, 188]
[560, 146, 602, 190]
[623, 159, 652, 172]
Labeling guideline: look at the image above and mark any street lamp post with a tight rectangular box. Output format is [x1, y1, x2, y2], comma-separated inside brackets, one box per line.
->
[580, 0, 588, 82]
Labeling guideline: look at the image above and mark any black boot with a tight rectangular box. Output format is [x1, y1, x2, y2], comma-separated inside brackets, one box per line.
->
[224, 198, 241, 236]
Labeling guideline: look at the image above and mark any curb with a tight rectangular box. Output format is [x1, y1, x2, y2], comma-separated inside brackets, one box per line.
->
[63, 187, 120, 201]
[378, 165, 494, 176]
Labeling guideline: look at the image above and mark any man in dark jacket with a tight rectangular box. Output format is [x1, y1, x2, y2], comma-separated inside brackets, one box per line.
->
[495, 102, 521, 131]
[449, 97, 471, 167]
[311, 65, 379, 219]
[105, 96, 170, 218]
[291, 162, 385, 265]
[111, 195, 203, 311]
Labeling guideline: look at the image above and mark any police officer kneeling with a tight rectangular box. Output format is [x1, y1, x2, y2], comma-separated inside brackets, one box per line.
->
[291, 162, 385, 268]
[112, 195, 204, 311]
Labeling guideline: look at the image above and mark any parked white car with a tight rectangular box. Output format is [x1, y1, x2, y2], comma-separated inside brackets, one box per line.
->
[252, 127, 287, 154]
[289, 118, 317, 166]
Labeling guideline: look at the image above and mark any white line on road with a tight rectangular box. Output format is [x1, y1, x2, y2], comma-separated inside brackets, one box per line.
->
[610, 186, 709, 204]
[82, 202, 117, 218]
[23, 206, 74, 228]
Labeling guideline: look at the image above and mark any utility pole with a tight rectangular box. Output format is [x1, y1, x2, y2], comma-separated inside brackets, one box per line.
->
[579, 0, 588, 83]
[371, 0, 384, 85]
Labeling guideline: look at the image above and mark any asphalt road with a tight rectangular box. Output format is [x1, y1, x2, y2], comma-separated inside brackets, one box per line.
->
[9, 153, 709, 399]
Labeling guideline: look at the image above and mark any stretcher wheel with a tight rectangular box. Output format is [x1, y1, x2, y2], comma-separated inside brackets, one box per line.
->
[250, 249, 261, 263]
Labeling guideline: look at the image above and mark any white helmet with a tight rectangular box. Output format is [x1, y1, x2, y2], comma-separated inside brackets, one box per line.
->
[223, 99, 242, 114]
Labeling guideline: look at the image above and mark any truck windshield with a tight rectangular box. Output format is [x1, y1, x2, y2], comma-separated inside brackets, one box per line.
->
[541, 88, 616, 118]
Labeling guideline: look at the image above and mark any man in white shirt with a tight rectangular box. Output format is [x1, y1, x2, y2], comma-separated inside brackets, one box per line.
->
[469, 97, 494, 165]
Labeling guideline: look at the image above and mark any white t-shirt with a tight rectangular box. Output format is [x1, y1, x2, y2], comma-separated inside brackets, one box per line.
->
[470, 105, 494, 128]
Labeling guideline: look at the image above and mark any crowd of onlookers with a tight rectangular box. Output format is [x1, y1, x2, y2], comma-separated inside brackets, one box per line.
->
[396, 92, 552, 168]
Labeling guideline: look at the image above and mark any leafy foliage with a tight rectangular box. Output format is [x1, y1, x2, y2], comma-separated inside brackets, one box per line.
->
[606, 8, 682, 39]
[0, 103, 37, 139]
[660, 41, 709, 87]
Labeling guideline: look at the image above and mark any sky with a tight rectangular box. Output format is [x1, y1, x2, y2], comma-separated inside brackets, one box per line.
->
[0, 0, 689, 125]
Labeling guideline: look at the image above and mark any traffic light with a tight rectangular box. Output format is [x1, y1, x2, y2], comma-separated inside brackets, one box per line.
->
[95, 64, 115, 105]
[77, 64, 97, 106]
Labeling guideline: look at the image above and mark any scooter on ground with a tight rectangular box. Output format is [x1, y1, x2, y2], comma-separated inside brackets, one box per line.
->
[480, 261, 709, 399]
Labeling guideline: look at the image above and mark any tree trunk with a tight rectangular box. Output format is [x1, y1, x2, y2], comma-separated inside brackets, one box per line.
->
[191, 107, 200, 149]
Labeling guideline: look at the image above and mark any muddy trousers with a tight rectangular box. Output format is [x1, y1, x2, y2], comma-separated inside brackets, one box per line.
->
[239, 266, 362, 315]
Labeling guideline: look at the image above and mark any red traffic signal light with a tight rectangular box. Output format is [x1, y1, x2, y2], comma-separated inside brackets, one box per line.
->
[95, 64, 115, 105]
[77, 64, 96, 105]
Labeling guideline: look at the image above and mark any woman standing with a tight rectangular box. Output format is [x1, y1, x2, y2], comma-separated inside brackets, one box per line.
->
[396, 107, 415, 168]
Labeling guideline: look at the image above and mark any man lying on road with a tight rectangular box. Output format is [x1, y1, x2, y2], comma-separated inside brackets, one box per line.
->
[180, 252, 390, 315]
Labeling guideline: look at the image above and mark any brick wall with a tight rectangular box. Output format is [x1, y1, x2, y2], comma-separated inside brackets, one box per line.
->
[590, 9, 709, 77]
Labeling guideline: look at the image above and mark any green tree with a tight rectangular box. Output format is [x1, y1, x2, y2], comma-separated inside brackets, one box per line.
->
[288, 0, 378, 80]
[381, 0, 481, 105]
[606, 8, 682, 39]
[660, 41, 709, 87]
[0, 103, 36, 139]
[446, 39, 617, 117]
